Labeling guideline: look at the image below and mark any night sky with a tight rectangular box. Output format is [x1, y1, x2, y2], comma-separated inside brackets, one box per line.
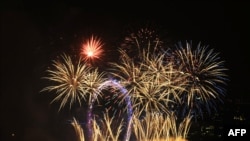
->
[1, 1, 249, 141]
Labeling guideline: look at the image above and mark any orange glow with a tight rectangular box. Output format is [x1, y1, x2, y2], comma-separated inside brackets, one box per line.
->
[87, 51, 94, 57]
[81, 35, 104, 61]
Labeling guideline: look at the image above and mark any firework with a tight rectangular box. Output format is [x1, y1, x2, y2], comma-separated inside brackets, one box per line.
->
[92, 111, 124, 141]
[41, 53, 106, 111]
[132, 111, 192, 141]
[140, 50, 189, 113]
[80, 35, 104, 62]
[71, 113, 124, 141]
[174, 41, 228, 117]
[41, 53, 90, 111]
[71, 117, 85, 141]
[120, 25, 166, 61]
[110, 48, 186, 116]
[84, 68, 107, 103]
[110, 49, 144, 83]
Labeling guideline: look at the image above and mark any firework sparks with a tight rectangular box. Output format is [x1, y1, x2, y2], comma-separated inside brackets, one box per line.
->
[41, 53, 90, 111]
[120, 26, 165, 61]
[41, 53, 106, 111]
[80, 35, 104, 62]
[111, 26, 189, 117]
[71, 117, 85, 141]
[92, 111, 124, 141]
[84, 69, 107, 103]
[71, 113, 124, 141]
[132, 111, 192, 141]
[110, 47, 187, 116]
[174, 41, 228, 117]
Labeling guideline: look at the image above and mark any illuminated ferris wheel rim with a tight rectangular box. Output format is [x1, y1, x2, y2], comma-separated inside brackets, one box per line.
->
[86, 79, 133, 141]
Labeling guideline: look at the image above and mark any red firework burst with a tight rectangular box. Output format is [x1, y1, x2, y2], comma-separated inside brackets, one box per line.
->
[80, 36, 104, 62]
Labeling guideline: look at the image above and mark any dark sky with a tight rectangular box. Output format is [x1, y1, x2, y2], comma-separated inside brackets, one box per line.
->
[1, 1, 249, 141]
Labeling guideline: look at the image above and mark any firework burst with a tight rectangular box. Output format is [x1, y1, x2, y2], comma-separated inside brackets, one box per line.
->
[132, 111, 192, 141]
[134, 49, 188, 115]
[109, 49, 145, 85]
[41, 53, 90, 111]
[110, 47, 187, 116]
[174, 41, 228, 117]
[41, 53, 106, 111]
[80, 35, 104, 63]
[120, 25, 165, 61]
